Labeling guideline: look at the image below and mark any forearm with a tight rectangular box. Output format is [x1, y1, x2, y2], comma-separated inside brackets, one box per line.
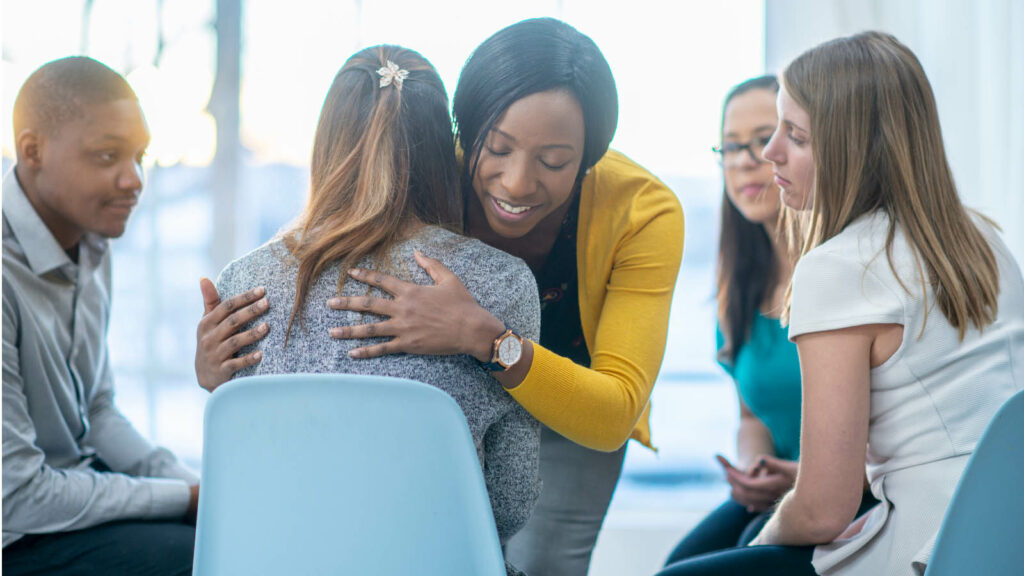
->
[4, 391, 192, 535]
[87, 390, 199, 484]
[505, 344, 653, 451]
[3, 464, 191, 535]
[462, 317, 647, 451]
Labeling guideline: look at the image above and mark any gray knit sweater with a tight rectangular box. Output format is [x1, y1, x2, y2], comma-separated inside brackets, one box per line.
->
[216, 225, 541, 553]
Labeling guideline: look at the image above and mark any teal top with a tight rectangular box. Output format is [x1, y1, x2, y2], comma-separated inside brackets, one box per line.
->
[716, 313, 802, 461]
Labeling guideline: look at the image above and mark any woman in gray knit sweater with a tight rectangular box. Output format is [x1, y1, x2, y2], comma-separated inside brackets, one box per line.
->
[211, 45, 541, 568]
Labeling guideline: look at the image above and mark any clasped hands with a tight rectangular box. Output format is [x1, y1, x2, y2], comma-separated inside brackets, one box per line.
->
[715, 453, 797, 514]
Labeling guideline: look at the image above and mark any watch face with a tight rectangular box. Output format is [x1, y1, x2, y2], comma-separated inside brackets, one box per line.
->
[497, 334, 523, 366]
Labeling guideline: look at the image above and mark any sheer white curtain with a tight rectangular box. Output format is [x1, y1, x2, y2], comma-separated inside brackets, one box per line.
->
[764, 0, 1024, 263]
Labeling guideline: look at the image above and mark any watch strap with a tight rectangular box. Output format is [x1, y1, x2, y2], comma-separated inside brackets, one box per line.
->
[480, 327, 517, 372]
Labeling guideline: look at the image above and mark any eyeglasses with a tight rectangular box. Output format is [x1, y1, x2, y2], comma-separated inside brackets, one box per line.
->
[712, 134, 773, 167]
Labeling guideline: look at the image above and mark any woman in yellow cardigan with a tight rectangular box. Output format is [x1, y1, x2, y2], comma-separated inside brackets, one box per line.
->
[195, 18, 683, 576]
[328, 19, 683, 575]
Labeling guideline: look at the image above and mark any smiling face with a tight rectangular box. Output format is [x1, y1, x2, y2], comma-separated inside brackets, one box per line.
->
[721, 88, 781, 226]
[470, 90, 585, 239]
[22, 99, 150, 248]
[763, 86, 815, 211]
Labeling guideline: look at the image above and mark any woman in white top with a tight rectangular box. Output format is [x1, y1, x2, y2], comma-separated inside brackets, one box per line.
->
[658, 31, 1024, 576]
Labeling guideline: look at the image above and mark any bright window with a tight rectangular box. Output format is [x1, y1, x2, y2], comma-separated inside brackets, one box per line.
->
[2, 0, 765, 517]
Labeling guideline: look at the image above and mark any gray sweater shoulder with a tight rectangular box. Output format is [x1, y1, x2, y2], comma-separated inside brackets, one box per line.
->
[215, 226, 541, 544]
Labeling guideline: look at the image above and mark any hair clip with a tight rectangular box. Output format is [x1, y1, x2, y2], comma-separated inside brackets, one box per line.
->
[377, 60, 409, 90]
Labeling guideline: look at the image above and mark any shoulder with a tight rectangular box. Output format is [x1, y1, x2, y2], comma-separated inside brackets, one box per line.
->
[805, 211, 928, 297]
[580, 150, 683, 268]
[584, 150, 682, 220]
[413, 227, 536, 297]
[798, 212, 893, 280]
[408, 227, 539, 339]
[790, 214, 906, 338]
[216, 237, 291, 296]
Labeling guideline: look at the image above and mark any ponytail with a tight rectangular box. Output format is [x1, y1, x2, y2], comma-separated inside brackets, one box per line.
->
[282, 46, 459, 344]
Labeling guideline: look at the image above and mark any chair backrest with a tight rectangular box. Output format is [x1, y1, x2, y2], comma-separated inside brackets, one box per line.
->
[193, 374, 506, 576]
[925, 388, 1024, 576]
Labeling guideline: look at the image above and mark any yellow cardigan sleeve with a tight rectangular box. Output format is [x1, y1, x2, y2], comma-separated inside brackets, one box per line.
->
[508, 166, 684, 451]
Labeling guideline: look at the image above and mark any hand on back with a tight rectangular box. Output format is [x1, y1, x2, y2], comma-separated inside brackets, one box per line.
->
[194, 278, 270, 392]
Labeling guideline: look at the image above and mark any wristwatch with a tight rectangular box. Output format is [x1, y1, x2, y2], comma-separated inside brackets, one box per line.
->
[481, 328, 524, 372]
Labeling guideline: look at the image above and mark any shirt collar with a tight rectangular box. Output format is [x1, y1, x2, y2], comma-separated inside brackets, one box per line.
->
[2, 167, 108, 277]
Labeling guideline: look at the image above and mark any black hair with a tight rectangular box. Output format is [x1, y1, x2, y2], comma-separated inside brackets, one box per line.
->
[12, 56, 137, 140]
[717, 75, 780, 363]
[453, 17, 618, 188]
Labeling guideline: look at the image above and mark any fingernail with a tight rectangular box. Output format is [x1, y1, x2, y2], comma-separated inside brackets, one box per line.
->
[349, 269, 362, 278]
[254, 286, 265, 297]
[260, 323, 269, 334]
[328, 298, 341, 307]
[330, 328, 342, 338]
[253, 351, 263, 361]
[259, 298, 269, 310]
[349, 349, 362, 358]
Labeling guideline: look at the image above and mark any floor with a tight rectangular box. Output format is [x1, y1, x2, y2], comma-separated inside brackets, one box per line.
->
[590, 509, 704, 576]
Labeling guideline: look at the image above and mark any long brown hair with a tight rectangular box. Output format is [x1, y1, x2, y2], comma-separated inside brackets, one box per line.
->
[716, 75, 780, 363]
[283, 45, 461, 342]
[781, 31, 999, 338]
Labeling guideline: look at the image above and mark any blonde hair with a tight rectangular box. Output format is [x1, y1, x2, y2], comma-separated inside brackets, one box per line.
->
[781, 31, 999, 339]
[283, 46, 460, 343]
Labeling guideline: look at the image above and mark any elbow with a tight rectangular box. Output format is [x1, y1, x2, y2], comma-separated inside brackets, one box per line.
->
[795, 498, 859, 544]
[576, 424, 632, 452]
[495, 486, 541, 544]
[588, 439, 626, 453]
[497, 507, 532, 544]
[804, 515, 851, 544]
[546, 407, 635, 452]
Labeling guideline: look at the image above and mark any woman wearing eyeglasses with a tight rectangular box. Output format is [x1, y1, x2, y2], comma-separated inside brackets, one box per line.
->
[660, 31, 1024, 576]
[664, 76, 877, 568]
[664, 75, 801, 565]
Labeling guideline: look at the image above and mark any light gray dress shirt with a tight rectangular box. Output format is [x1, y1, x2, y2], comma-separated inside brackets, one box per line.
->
[2, 168, 198, 547]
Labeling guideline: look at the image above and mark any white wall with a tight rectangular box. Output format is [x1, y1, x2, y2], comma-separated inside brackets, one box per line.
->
[764, 0, 1024, 264]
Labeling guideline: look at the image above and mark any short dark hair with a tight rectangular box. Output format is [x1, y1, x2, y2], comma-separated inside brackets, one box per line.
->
[453, 18, 618, 186]
[12, 56, 137, 138]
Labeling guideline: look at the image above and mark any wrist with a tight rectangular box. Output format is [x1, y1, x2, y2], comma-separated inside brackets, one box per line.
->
[466, 309, 506, 362]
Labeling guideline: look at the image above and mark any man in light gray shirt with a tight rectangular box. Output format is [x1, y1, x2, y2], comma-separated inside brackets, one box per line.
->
[3, 57, 198, 575]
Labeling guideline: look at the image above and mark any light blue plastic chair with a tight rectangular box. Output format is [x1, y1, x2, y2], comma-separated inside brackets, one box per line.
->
[925, 388, 1024, 576]
[193, 374, 506, 576]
